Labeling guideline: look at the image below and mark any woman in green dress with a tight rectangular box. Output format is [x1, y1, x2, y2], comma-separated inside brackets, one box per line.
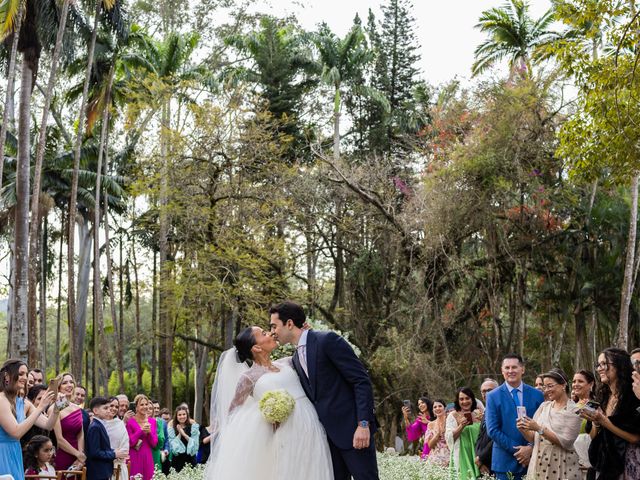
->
[445, 387, 482, 480]
[146, 400, 165, 471]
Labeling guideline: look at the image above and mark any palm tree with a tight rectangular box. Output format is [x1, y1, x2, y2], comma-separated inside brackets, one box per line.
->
[225, 16, 317, 161]
[0, 0, 25, 192]
[472, 0, 556, 77]
[312, 23, 378, 162]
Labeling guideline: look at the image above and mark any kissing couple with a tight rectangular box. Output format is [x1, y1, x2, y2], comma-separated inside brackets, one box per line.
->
[204, 301, 379, 480]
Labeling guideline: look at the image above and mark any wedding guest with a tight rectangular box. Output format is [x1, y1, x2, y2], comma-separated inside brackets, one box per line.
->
[197, 424, 212, 464]
[425, 399, 450, 467]
[104, 397, 128, 480]
[116, 395, 128, 419]
[535, 375, 544, 392]
[28, 370, 44, 387]
[582, 348, 640, 480]
[146, 399, 164, 471]
[87, 397, 128, 480]
[71, 386, 87, 407]
[23, 435, 56, 477]
[571, 369, 596, 475]
[52, 373, 86, 470]
[168, 405, 200, 472]
[475, 378, 499, 476]
[517, 368, 582, 479]
[625, 348, 640, 479]
[0, 359, 58, 480]
[485, 353, 544, 480]
[21, 384, 49, 447]
[446, 387, 482, 480]
[402, 397, 433, 459]
[126, 394, 158, 480]
[159, 408, 171, 424]
[152, 401, 169, 459]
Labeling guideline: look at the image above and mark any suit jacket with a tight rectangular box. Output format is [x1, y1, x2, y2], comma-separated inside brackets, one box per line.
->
[475, 417, 493, 470]
[292, 330, 377, 450]
[86, 419, 116, 480]
[485, 382, 544, 475]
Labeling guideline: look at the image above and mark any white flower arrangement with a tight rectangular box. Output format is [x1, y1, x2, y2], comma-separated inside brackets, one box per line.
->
[152, 453, 504, 479]
[259, 389, 296, 426]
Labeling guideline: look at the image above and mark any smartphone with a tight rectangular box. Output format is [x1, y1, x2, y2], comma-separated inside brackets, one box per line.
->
[48, 376, 60, 393]
[632, 358, 640, 374]
[129, 401, 136, 412]
[516, 406, 527, 420]
[402, 399, 411, 408]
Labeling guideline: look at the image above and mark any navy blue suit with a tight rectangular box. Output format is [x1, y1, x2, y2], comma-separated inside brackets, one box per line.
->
[292, 330, 379, 480]
[86, 419, 116, 480]
[485, 383, 544, 480]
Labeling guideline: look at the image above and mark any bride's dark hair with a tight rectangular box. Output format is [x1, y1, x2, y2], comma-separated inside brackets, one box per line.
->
[234, 327, 256, 364]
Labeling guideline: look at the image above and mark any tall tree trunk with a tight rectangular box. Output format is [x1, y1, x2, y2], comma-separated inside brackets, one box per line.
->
[28, 0, 71, 365]
[74, 218, 93, 376]
[6, 234, 15, 356]
[99, 100, 123, 391]
[151, 251, 158, 397]
[131, 239, 143, 391]
[12, 52, 36, 361]
[617, 173, 639, 349]
[39, 214, 48, 374]
[158, 101, 173, 408]
[55, 212, 65, 374]
[92, 69, 113, 396]
[193, 342, 208, 425]
[0, 2, 24, 191]
[68, 0, 101, 380]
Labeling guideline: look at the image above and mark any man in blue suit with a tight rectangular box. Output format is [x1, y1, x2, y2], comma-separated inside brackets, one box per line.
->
[485, 353, 544, 480]
[270, 301, 379, 480]
[86, 397, 128, 480]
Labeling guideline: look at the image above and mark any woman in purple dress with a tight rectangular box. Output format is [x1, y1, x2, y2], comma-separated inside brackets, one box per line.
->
[52, 373, 85, 470]
[126, 394, 158, 480]
[402, 397, 433, 459]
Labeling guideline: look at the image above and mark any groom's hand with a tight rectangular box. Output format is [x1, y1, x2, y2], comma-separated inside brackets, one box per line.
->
[353, 426, 370, 449]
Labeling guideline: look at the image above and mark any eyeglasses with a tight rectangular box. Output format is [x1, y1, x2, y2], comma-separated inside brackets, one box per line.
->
[541, 383, 558, 391]
[595, 362, 611, 370]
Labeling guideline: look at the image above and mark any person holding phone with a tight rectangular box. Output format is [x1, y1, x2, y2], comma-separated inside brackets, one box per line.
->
[52, 373, 86, 470]
[516, 368, 582, 479]
[401, 397, 433, 459]
[0, 360, 60, 480]
[445, 387, 482, 479]
[582, 348, 640, 480]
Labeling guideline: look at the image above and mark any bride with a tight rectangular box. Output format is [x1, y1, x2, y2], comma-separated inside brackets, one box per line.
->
[205, 326, 334, 479]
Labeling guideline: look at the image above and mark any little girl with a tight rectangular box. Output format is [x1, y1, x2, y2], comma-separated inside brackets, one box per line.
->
[24, 435, 56, 477]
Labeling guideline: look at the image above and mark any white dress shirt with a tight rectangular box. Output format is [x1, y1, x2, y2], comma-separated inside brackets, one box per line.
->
[297, 329, 309, 377]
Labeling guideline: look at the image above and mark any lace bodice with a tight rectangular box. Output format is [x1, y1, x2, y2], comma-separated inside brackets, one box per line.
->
[228, 358, 305, 413]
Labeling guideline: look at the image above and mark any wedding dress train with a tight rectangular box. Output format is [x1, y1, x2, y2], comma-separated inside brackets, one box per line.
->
[205, 354, 334, 480]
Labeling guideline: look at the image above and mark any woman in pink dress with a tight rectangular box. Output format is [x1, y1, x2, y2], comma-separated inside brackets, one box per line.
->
[52, 373, 86, 469]
[126, 394, 158, 480]
[402, 397, 433, 459]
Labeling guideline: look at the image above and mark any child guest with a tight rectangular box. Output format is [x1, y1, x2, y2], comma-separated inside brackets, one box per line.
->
[24, 435, 56, 477]
[86, 397, 128, 480]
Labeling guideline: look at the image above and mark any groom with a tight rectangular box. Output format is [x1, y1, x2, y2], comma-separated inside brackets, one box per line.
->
[269, 301, 379, 480]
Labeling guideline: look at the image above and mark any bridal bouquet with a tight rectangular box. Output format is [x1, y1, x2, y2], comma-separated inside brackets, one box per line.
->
[259, 390, 295, 428]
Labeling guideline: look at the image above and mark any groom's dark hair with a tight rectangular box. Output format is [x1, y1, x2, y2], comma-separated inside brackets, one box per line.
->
[269, 301, 305, 328]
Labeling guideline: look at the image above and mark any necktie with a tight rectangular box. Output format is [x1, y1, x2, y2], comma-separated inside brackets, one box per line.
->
[297, 344, 309, 377]
[511, 388, 520, 407]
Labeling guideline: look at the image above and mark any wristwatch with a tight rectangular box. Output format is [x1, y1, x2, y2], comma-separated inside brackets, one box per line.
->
[359, 420, 369, 428]
[538, 426, 545, 436]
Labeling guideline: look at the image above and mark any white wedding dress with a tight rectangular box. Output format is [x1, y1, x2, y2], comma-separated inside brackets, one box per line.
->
[205, 352, 334, 480]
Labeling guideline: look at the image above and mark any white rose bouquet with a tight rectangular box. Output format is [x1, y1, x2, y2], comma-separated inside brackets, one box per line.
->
[259, 390, 295, 430]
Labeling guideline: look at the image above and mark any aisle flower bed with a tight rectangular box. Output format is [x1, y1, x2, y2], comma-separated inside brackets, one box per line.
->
[153, 452, 495, 479]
